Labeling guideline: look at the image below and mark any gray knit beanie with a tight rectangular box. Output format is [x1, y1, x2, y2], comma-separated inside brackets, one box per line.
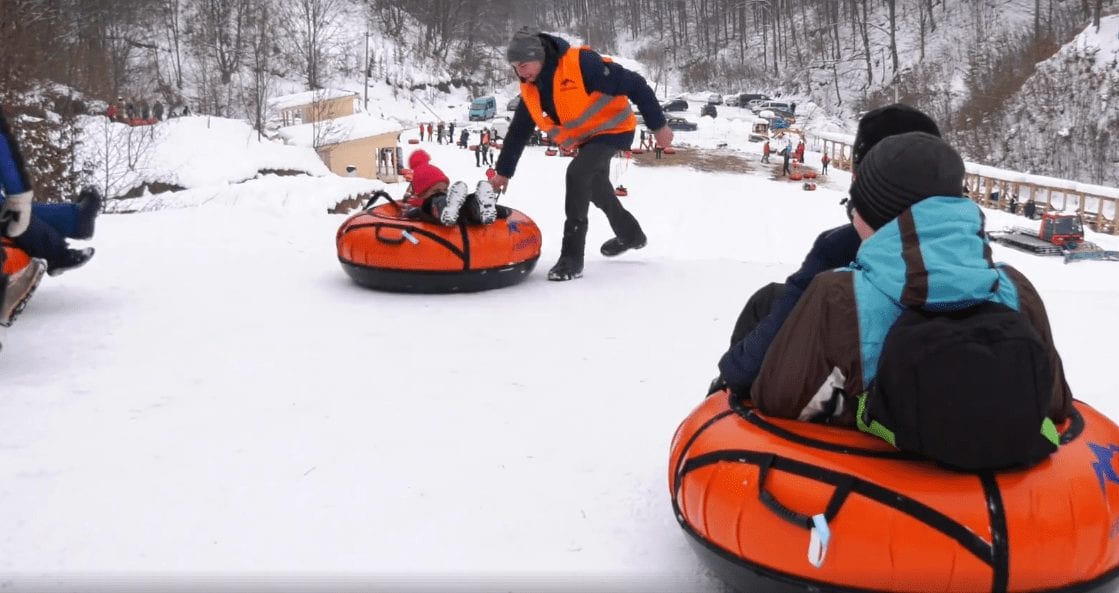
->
[849, 132, 965, 230]
[506, 29, 545, 63]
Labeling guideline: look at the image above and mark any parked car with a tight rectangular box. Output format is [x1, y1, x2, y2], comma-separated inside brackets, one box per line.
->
[754, 100, 793, 114]
[706, 93, 723, 105]
[665, 116, 698, 131]
[724, 94, 741, 107]
[491, 116, 511, 139]
[507, 95, 521, 111]
[746, 99, 770, 111]
[700, 103, 717, 118]
[760, 107, 796, 121]
[739, 93, 771, 106]
[661, 98, 689, 112]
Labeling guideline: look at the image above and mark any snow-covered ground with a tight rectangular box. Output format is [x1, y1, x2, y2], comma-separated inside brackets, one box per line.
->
[3, 117, 1119, 592]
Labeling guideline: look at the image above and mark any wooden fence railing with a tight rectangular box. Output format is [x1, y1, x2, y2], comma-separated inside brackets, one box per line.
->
[810, 135, 1119, 235]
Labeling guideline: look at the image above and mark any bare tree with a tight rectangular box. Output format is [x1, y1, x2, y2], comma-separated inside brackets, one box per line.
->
[884, 0, 898, 80]
[246, 0, 275, 138]
[367, 0, 405, 37]
[161, 0, 186, 89]
[196, 0, 248, 85]
[309, 91, 341, 150]
[854, 0, 874, 87]
[279, 0, 344, 89]
[85, 117, 158, 200]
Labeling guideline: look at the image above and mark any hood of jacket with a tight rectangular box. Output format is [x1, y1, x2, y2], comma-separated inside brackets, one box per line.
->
[854, 197, 1000, 311]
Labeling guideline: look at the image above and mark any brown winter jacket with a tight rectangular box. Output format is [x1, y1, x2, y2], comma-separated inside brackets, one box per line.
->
[750, 200, 1073, 428]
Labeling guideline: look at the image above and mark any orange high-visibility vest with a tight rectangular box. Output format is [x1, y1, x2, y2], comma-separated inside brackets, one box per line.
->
[520, 46, 636, 150]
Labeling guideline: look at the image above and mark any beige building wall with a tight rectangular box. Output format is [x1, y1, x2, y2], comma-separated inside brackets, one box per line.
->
[279, 95, 357, 126]
[318, 131, 402, 182]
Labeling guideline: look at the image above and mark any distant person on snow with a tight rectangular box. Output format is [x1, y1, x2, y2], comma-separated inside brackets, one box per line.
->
[489, 29, 673, 281]
[762, 140, 771, 163]
[821, 152, 830, 174]
[709, 103, 947, 399]
[402, 149, 498, 226]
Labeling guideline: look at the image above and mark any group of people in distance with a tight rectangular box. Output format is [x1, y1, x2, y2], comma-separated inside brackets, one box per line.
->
[0, 106, 101, 342]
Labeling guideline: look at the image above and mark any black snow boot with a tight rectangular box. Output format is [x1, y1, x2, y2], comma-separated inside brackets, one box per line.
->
[550, 220, 586, 281]
[74, 186, 103, 240]
[600, 230, 647, 257]
[547, 256, 584, 281]
[47, 247, 96, 277]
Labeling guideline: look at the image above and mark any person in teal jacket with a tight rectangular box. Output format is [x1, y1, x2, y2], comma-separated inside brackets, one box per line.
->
[750, 132, 1072, 427]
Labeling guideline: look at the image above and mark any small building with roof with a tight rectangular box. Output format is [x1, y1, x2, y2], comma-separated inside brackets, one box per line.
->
[269, 89, 359, 127]
[276, 112, 404, 182]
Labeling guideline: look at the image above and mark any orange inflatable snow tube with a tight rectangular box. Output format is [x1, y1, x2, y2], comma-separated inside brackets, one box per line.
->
[670, 392, 1119, 593]
[336, 191, 541, 293]
[2, 239, 30, 275]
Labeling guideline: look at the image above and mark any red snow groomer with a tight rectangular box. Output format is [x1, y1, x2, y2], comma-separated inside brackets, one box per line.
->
[989, 212, 1119, 263]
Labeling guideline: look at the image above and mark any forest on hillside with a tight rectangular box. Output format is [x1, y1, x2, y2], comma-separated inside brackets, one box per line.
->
[1, 0, 1117, 197]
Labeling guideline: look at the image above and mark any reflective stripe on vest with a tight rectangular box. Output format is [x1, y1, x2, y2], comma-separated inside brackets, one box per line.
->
[520, 46, 636, 149]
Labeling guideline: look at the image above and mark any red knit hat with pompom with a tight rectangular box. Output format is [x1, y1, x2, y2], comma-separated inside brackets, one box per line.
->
[407, 149, 449, 198]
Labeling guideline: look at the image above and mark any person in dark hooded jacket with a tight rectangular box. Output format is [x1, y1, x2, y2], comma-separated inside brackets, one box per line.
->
[489, 29, 673, 281]
[711, 104, 943, 398]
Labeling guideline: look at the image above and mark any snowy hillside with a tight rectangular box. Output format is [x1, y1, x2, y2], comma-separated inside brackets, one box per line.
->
[989, 14, 1119, 187]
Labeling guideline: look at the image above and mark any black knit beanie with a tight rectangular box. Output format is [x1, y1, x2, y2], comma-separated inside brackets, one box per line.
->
[852, 103, 941, 166]
[506, 29, 545, 63]
[849, 132, 965, 230]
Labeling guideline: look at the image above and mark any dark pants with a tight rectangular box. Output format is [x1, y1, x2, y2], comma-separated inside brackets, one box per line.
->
[561, 143, 642, 259]
[31, 202, 81, 237]
[729, 282, 785, 346]
[12, 215, 71, 265]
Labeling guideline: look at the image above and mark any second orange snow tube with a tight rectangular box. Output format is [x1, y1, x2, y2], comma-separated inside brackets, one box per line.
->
[336, 191, 541, 293]
[2, 239, 30, 275]
[670, 392, 1119, 593]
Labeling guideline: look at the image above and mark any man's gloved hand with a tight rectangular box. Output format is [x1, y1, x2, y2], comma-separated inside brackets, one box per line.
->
[653, 125, 674, 150]
[1, 191, 32, 237]
[490, 174, 509, 194]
